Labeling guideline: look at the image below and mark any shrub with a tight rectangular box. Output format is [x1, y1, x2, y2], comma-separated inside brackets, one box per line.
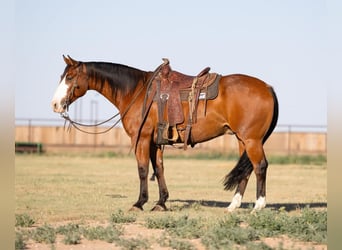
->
[248, 207, 327, 243]
[15, 232, 26, 250]
[15, 213, 35, 227]
[201, 214, 259, 249]
[146, 215, 205, 238]
[56, 223, 81, 245]
[62, 232, 81, 245]
[159, 233, 196, 250]
[287, 208, 327, 243]
[248, 209, 288, 237]
[117, 237, 150, 250]
[110, 209, 137, 224]
[30, 224, 56, 244]
[82, 225, 122, 243]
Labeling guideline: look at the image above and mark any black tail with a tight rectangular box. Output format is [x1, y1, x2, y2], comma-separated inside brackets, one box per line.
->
[262, 87, 279, 144]
[223, 150, 253, 191]
[223, 86, 279, 191]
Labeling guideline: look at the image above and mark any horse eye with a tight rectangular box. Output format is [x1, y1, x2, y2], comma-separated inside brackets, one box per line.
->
[66, 75, 73, 81]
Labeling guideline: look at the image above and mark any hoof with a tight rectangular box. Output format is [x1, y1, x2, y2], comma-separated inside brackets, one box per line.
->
[129, 206, 143, 212]
[151, 204, 167, 212]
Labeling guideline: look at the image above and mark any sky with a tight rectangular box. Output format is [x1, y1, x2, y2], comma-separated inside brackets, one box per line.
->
[14, 0, 328, 129]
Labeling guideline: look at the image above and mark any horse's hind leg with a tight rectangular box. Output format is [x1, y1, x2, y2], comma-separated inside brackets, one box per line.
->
[150, 144, 169, 211]
[227, 141, 252, 212]
[245, 139, 268, 211]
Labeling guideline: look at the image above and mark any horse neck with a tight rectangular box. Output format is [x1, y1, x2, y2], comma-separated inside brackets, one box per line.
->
[85, 62, 148, 111]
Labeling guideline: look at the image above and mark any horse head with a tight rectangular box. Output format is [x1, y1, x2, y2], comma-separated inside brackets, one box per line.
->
[51, 55, 89, 113]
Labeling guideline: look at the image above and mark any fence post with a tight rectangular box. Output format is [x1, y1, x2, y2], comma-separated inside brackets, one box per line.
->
[289, 125, 292, 155]
[28, 119, 32, 143]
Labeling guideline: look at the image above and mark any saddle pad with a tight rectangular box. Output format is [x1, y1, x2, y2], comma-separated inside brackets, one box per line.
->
[179, 74, 221, 101]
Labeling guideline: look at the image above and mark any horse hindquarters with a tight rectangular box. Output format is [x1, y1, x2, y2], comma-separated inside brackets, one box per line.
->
[220, 76, 278, 212]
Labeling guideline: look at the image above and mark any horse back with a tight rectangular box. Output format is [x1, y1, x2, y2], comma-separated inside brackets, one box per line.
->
[187, 74, 277, 143]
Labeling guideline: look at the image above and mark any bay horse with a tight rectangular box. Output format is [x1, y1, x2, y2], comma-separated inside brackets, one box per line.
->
[51, 55, 278, 212]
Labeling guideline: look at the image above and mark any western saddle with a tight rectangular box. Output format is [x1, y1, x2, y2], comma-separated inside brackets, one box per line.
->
[144, 58, 221, 149]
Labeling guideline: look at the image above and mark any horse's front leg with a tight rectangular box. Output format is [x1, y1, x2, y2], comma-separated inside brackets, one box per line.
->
[150, 144, 169, 211]
[130, 138, 150, 211]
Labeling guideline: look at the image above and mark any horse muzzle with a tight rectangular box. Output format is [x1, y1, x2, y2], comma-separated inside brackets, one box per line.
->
[51, 99, 68, 113]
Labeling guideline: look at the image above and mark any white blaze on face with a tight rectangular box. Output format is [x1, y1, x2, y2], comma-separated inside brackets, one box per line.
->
[51, 75, 69, 113]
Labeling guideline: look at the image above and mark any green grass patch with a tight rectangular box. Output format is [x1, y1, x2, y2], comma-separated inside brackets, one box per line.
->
[56, 223, 82, 245]
[15, 213, 35, 227]
[15, 208, 327, 249]
[110, 209, 137, 224]
[146, 214, 205, 238]
[248, 207, 327, 243]
[164, 152, 326, 165]
[16, 221, 124, 247]
[82, 225, 123, 243]
[268, 154, 326, 165]
[30, 224, 56, 244]
[159, 233, 196, 250]
[42, 150, 326, 165]
[116, 237, 151, 250]
[164, 152, 239, 161]
[15, 232, 27, 250]
[201, 214, 259, 249]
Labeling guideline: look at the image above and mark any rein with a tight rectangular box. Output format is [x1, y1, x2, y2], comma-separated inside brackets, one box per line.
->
[61, 112, 122, 134]
[61, 62, 164, 135]
[61, 82, 145, 134]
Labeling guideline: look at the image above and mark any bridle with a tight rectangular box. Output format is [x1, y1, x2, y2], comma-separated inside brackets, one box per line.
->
[60, 63, 127, 134]
[60, 61, 164, 135]
[61, 64, 82, 114]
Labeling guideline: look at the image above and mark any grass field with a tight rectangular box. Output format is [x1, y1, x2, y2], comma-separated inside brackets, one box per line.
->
[15, 154, 327, 249]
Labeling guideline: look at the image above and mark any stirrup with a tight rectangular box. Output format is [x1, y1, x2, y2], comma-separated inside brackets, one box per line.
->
[162, 124, 178, 142]
[168, 126, 178, 142]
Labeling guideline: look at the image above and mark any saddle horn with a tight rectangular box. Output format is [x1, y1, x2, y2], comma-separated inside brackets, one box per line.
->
[162, 58, 169, 65]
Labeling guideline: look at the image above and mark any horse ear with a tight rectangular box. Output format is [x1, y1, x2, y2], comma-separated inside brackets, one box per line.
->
[63, 55, 78, 66]
[67, 55, 78, 66]
[63, 54, 71, 65]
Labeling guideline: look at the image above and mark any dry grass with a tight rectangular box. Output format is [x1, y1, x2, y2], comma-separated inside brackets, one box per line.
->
[15, 154, 327, 249]
[15, 154, 326, 224]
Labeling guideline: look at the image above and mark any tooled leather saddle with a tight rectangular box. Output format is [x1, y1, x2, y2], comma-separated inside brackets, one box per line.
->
[144, 58, 221, 149]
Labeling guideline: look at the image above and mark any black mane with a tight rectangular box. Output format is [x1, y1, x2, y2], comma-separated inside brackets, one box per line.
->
[85, 62, 147, 96]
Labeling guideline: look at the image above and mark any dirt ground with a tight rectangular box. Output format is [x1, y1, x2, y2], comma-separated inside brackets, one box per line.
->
[24, 223, 327, 250]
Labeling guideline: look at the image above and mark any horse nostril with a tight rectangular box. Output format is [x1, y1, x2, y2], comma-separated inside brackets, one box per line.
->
[52, 101, 58, 111]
